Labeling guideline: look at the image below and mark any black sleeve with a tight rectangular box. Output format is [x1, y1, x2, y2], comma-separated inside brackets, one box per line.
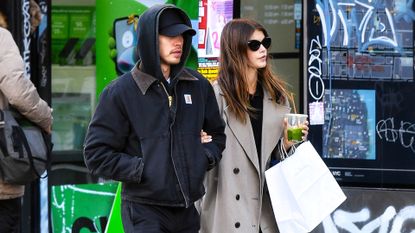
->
[83, 83, 144, 182]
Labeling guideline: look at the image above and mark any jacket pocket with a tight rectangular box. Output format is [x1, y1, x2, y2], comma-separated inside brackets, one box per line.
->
[179, 131, 209, 198]
[137, 134, 179, 200]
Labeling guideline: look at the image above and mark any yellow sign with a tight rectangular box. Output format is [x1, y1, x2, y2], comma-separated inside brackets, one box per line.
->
[198, 67, 219, 81]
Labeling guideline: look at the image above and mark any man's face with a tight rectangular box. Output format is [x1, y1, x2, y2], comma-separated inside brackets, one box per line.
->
[159, 34, 184, 67]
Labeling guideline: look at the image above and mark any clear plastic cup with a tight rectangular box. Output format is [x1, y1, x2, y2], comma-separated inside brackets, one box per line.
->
[285, 113, 308, 142]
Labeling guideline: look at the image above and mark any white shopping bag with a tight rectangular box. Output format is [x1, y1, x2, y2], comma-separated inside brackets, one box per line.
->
[265, 141, 346, 233]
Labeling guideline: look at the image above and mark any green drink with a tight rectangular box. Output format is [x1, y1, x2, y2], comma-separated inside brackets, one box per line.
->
[287, 127, 303, 142]
[285, 113, 307, 142]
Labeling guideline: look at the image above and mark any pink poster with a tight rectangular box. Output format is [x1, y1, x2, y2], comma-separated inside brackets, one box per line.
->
[197, 0, 233, 80]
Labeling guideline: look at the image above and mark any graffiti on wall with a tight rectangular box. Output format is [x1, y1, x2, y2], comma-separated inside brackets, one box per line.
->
[376, 118, 415, 153]
[309, 0, 414, 81]
[322, 205, 415, 232]
[311, 188, 415, 233]
[308, 35, 325, 102]
[315, 0, 414, 51]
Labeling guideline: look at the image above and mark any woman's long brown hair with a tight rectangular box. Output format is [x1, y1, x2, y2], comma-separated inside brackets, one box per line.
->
[218, 18, 289, 123]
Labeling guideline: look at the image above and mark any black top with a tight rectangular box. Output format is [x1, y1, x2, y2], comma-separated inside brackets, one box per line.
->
[249, 84, 264, 163]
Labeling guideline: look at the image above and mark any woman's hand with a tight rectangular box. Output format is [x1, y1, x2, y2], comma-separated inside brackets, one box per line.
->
[201, 130, 212, 144]
[283, 118, 309, 151]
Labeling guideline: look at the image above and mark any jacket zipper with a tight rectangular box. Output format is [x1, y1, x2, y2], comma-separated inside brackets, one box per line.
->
[160, 81, 189, 207]
[160, 82, 173, 107]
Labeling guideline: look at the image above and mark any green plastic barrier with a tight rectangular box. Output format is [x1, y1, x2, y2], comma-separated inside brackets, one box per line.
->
[51, 183, 118, 233]
[105, 183, 123, 233]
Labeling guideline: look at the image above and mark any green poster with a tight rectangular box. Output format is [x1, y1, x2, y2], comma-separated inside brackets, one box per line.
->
[95, 0, 199, 97]
[51, 13, 68, 39]
[51, 6, 95, 65]
[51, 183, 118, 233]
[69, 13, 91, 38]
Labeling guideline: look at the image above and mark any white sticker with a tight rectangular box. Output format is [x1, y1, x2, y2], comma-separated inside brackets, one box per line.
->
[309, 101, 324, 125]
[184, 94, 192, 104]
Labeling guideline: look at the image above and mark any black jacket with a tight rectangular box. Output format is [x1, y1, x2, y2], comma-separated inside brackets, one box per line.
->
[83, 4, 226, 207]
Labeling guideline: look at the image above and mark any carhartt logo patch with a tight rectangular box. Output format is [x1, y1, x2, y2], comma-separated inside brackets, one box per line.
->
[184, 94, 192, 104]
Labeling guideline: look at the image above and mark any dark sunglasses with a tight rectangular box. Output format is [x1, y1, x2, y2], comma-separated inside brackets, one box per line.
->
[247, 37, 272, 51]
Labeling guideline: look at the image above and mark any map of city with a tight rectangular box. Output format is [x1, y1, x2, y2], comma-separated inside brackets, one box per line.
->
[323, 89, 376, 159]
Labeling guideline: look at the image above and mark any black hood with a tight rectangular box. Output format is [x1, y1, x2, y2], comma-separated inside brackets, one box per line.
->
[136, 4, 194, 81]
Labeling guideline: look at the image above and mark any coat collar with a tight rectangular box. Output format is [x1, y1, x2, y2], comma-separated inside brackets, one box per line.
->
[223, 89, 290, 173]
[131, 64, 198, 95]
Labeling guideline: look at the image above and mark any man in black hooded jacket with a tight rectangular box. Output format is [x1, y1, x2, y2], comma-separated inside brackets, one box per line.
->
[83, 4, 226, 233]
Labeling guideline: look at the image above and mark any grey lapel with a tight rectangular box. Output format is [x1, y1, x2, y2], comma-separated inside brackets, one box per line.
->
[224, 107, 260, 174]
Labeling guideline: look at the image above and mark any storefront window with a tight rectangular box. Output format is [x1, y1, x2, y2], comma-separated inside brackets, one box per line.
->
[51, 0, 96, 185]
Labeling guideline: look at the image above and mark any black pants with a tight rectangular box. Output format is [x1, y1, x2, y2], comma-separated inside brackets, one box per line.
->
[121, 200, 200, 233]
[0, 197, 21, 233]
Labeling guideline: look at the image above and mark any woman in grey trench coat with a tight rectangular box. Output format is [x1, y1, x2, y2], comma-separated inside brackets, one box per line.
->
[199, 19, 309, 233]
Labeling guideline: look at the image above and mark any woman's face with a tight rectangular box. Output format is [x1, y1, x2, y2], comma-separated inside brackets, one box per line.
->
[246, 30, 269, 70]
